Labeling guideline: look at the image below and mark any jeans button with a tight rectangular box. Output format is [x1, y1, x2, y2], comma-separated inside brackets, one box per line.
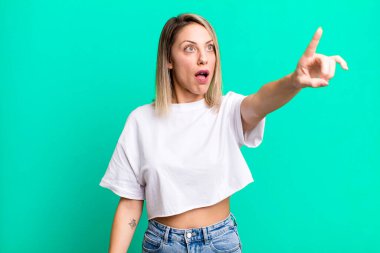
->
[186, 232, 192, 238]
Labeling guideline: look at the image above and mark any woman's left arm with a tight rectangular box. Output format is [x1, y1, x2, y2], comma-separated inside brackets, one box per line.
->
[241, 27, 349, 134]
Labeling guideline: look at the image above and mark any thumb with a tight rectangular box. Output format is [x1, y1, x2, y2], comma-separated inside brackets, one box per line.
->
[299, 76, 328, 88]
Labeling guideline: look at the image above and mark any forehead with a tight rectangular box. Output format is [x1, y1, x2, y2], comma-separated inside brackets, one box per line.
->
[174, 23, 213, 44]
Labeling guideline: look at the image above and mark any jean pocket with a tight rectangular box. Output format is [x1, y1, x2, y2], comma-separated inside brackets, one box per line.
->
[210, 227, 241, 253]
[142, 230, 163, 252]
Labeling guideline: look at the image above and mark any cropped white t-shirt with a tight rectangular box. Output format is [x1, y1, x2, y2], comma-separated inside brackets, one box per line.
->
[99, 91, 266, 220]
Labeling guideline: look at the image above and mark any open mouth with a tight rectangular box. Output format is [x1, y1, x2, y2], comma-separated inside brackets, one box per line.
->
[195, 70, 209, 78]
[194, 70, 210, 84]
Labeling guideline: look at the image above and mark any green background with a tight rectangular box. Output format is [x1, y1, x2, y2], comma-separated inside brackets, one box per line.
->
[1, 0, 379, 252]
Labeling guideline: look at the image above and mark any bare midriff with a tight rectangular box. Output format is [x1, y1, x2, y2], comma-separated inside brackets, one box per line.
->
[151, 197, 231, 229]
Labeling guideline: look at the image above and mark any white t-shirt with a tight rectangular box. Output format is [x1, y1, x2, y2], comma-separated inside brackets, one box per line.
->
[99, 91, 266, 220]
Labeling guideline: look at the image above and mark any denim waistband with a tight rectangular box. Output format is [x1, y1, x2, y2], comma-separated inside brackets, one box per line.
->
[146, 212, 238, 244]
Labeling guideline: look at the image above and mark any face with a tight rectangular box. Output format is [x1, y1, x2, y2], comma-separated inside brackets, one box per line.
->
[168, 23, 216, 103]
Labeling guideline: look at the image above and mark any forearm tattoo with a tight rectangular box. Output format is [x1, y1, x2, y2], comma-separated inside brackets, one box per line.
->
[128, 218, 137, 229]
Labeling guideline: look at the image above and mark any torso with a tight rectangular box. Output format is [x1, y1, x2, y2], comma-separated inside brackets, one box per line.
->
[152, 197, 230, 229]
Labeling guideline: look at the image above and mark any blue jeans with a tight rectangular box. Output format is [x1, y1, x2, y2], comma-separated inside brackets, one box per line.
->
[142, 212, 242, 253]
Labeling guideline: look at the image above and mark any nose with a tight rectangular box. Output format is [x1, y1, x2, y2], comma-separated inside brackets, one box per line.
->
[198, 50, 208, 65]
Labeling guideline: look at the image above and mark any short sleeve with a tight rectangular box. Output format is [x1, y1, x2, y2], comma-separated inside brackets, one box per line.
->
[228, 91, 266, 148]
[99, 113, 145, 200]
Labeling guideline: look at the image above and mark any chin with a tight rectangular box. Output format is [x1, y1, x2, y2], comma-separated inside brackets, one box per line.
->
[197, 84, 211, 93]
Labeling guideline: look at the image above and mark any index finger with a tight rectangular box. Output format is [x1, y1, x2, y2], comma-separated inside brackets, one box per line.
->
[303, 27, 323, 58]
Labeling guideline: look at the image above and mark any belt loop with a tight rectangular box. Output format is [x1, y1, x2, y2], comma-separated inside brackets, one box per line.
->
[164, 226, 170, 243]
[230, 212, 238, 227]
[202, 227, 208, 244]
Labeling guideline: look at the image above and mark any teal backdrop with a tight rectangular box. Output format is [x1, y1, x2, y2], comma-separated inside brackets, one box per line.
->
[1, 0, 379, 252]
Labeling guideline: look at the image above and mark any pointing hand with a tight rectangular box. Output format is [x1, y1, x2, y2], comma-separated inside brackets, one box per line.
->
[291, 27, 349, 88]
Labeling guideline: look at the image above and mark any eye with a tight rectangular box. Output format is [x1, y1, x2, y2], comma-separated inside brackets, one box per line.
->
[184, 45, 196, 52]
[207, 44, 215, 51]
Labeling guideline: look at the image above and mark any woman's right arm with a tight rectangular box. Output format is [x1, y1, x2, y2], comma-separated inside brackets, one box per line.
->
[108, 197, 144, 253]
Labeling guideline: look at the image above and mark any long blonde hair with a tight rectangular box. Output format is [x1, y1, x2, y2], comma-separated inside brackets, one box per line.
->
[154, 13, 222, 116]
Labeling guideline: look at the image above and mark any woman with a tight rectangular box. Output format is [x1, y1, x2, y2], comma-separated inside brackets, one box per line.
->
[99, 13, 348, 253]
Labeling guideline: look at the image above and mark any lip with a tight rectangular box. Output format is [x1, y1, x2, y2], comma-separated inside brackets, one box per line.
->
[195, 69, 210, 76]
[194, 69, 210, 85]
[194, 72, 210, 85]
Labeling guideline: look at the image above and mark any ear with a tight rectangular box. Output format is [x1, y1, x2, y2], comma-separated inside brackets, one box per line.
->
[167, 61, 173, 69]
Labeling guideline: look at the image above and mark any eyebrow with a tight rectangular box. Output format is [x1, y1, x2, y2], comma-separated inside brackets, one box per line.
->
[180, 39, 214, 46]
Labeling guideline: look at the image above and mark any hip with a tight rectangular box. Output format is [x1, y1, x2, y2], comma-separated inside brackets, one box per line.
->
[142, 212, 242, 253]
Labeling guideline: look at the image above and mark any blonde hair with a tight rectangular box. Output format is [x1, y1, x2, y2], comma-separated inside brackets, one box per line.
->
[154, 13, 222, 116]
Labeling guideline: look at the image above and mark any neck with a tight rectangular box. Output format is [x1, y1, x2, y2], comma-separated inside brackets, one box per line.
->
[171, 89, 204, 104]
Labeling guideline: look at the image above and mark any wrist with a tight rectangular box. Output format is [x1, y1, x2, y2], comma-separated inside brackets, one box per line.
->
[288, 72, 302, 90]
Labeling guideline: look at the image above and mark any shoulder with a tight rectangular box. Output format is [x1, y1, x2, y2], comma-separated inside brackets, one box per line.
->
[127, 101, 156, 124]
[222, 91, 247, 107]
[119, 102, 155, 136]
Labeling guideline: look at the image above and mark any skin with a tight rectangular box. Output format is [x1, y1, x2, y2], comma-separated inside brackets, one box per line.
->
[153, 23, 230, 229]
[241, 27, 348, 134]
[153, 197, 231, 229]
[168, 22, 216, 104]
[153, 26, 348, 229]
